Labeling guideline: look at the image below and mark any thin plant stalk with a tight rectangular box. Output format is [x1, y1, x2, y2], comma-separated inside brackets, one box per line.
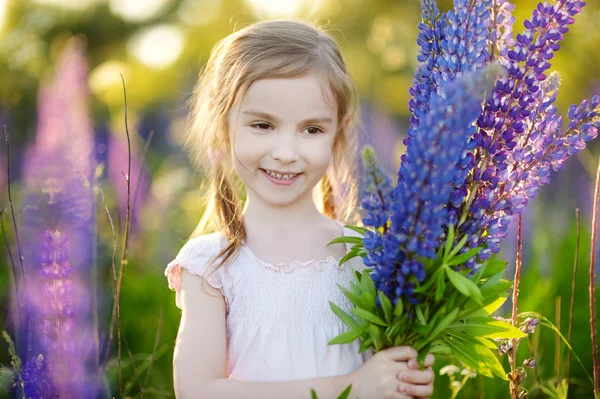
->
[101, 74, 133, 383]
[3, 125, 31, 361]
[567, 208, 581, 392]
[98, 184, 120, 394]
[131, 129, 154, 225]
[590, 158, 600, 398]
[144, 307, 163, 388]
[555, 296, 561, 378]
[509, 214, 524, 398]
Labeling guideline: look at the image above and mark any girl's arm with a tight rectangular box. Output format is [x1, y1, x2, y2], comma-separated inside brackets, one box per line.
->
[173, 269, 354, 399]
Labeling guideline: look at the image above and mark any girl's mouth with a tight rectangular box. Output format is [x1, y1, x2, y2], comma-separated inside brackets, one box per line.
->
[260, 169, 302, 186]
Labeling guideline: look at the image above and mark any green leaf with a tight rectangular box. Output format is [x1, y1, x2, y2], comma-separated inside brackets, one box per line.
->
[311, 389, 318, 399]
[435, 271, 446, 303]
[338, 250, 359, 268]
[368, 324, 383, 351]
[412, 323, 432, 336]
[351, 308, 388, 326]
[361, 272, 377, 300]
[414, 268, 441, 293]
[328, 325, 368, 345]
[337, 285, 363, 308]
[343, 225, 369, 235]
[429, 342, 452, 355]
[445, 265, 483, 305]
[427, 307, 459, 341]
[474, 336, 499, 350]
[447, 317, 527, 339]
[360, 291, 377, 310]
[415, 304, 426, 325]
[442, 335, 505, 380]
[386, 320, 406, 342]
[481, 259, 507, 278]
[466, 295, 508, 318]
[378, 291, 393, 324]
[443, 224, 455, 264]
[328, 236, 364, 246]
[349, 280, 362, 297]
[336, 384, 353, 399]
[445, 333, 508, 380]
[358, 336, 373, 353]
[393, 298, 404, 318]
[329, 301, 359, 329]
[447, 234, 469, 260]
[446, 247, 482, 266]
[416, 342, 433, 370]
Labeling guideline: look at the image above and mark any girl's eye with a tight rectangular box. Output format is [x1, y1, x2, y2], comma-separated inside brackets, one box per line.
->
[305, 126, 324, 135]
[251, 123, 272, 130]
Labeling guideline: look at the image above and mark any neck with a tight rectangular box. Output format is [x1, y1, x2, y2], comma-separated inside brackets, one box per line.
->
[241, 190, 329, 233]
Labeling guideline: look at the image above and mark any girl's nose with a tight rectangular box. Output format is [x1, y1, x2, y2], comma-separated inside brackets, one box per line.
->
[271, 133, 300, 162]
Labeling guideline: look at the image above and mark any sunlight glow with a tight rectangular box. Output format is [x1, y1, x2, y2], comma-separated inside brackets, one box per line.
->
[127, 24, 184, 69]
[109, 0, 172, 23]
[246, 0, 323, 18]
[33, 0, 102, 11]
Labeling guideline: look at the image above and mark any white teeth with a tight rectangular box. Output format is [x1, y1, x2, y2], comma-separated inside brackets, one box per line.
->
[265, 170, 298, 180]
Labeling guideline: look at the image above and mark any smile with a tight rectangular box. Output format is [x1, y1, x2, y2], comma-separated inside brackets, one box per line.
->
[260, 169, 302, 185]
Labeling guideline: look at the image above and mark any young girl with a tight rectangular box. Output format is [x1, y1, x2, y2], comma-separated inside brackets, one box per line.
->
[165, 19, 435, 399]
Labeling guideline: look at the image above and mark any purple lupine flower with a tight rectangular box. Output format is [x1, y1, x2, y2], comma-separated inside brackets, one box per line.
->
[18, 36, 99, 398]
[451, 0, 590, 267]
[435, 0, 492, 84]
[364, 64, 502, 306]
[21, 354, 58, 399]
[489, 0, 516, 60]
[360, 146, 397, 302]
[407, 0, 445, 135]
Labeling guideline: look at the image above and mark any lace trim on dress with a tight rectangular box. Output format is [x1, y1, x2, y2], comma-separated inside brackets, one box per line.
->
[241, 220, 352, 273]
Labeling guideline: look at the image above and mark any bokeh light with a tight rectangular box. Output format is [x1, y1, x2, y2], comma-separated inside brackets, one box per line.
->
[126, 24, 184, 69]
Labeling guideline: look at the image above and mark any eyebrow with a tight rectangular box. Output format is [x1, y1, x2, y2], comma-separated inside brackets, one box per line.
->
[241, 109, 334, 125]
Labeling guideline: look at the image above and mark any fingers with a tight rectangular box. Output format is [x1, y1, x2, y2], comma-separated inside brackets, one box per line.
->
[381, 345, 418, 361]
[397, 368, 435, 385]
[407, 353, 435, 370]
[396, 381, 434, 398]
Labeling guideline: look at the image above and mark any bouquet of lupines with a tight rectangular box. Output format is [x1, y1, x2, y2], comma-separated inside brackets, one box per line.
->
[327, 0, 600, 380]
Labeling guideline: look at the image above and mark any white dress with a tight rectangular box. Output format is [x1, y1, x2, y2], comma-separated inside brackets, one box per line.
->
[164, 220, 373, 382]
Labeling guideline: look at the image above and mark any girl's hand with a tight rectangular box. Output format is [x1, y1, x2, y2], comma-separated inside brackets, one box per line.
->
[396, 353, 435, 399]
[348, 346, 428, 399]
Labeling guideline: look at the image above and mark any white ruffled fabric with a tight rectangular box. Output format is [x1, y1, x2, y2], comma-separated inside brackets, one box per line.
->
[165, 220, 373, 381]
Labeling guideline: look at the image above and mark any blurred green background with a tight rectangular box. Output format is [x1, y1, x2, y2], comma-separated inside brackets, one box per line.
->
[0, 0, 599, 397]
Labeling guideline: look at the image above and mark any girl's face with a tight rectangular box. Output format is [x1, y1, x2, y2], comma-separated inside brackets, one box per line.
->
[227, 71, 338, 209]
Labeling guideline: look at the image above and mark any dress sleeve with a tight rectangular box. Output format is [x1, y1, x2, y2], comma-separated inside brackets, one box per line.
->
[164, 236, 224, 309]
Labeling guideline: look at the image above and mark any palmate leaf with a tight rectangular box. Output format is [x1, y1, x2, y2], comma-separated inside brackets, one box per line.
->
[368, 324, 384, 350]
[311, 383, 353, 399]
[329, 301, 359, 329]
[378, 291, 394, 324]
[327, 236, 364, 246]
[446, 246, 482, 266]
[446, 317, 527, 339]
[337, 285, 362, 308]
[447, 234, 469, 261]
[328, 325, 368, 345]
[444, 265, 483, 304]
[360, 271, 377, 299]
[351, 308, 388, 326]
[443, 223, 456, 264]
[443, 334, 507, 380]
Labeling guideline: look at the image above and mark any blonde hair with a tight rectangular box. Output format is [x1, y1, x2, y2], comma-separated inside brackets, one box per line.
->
[182, 19, 362, 292]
